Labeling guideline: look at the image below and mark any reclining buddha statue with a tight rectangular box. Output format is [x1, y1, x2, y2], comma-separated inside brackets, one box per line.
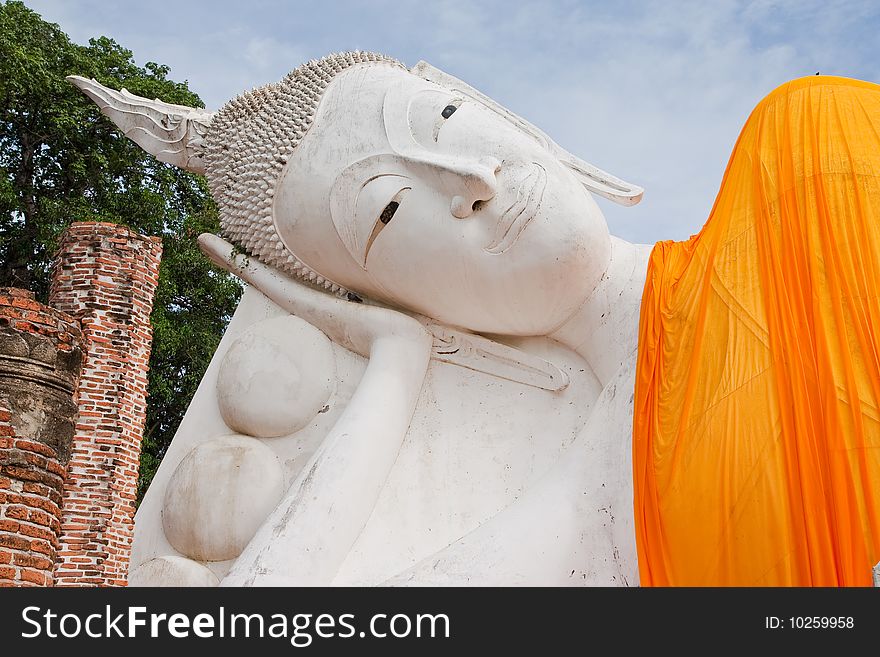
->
[70, 52, 880, 586]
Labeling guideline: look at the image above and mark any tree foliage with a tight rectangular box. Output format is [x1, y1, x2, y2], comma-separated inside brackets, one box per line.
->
[0, 1, 241, 499]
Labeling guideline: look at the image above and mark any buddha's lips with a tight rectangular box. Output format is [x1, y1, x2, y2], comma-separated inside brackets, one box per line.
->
[484, 162, 547, 254]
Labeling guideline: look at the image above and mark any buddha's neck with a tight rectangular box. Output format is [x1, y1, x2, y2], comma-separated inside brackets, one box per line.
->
[549, 236, 651, 388]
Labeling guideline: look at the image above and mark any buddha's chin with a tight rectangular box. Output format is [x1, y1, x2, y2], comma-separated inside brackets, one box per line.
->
[437, 264, 595, 337]
[498, 246, 601, 335]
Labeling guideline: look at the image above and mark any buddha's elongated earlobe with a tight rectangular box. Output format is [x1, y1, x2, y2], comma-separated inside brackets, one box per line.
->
[66, 76, 214, 174]
[411, 61, 644, 206]
[558, 155, 644, 206]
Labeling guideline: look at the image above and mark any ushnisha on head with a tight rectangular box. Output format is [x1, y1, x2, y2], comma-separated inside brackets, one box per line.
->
[68, 51, 643, 335]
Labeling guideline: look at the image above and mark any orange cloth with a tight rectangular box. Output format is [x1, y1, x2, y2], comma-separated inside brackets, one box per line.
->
[633, 76, 880, 586]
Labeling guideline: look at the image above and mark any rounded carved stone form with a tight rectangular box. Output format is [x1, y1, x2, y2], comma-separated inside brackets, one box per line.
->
[128, 555, 219, 587]
[216, 315, 335, 438]
[162, 435, 284, 562]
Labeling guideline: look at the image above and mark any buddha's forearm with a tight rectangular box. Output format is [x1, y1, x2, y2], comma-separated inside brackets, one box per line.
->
[221, 332, 431, 586]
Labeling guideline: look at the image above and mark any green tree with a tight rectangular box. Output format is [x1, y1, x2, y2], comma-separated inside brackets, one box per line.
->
[0, 1, 241, 499]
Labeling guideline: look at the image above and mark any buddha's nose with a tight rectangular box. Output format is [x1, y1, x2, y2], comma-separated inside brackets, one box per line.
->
[404, 153, 501, 218]
[449, 157, 501, 219]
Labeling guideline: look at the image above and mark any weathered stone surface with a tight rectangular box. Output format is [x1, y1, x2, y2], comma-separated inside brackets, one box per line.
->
[128, 555, 219, 587]
[216, 315, 335, 438]
[162, 435, 284, 562]
[0, 289, 82, 463]
[0, 288, 82, 587]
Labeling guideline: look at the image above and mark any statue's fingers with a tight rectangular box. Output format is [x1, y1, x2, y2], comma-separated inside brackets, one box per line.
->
[197, 233, 245, 273]
[197, 233, 424, 358]
[197, 232, 343, 321]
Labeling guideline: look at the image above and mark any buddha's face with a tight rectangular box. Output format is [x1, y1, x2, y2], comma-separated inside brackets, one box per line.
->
[274, 64, 611, 335]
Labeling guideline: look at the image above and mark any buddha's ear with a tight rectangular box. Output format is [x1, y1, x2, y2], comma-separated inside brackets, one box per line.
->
[411, 61, 644, 207]
[556, 154, 643, 206]
[67, 76, 215, 174]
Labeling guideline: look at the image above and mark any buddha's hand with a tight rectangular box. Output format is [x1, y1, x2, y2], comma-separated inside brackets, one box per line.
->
[197, 233, 431, 359]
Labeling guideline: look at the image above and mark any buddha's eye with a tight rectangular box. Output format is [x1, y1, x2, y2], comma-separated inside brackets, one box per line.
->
[379, 200, 399, 225]
[433, 99, 463, 142]
[364, 188, 410, 265]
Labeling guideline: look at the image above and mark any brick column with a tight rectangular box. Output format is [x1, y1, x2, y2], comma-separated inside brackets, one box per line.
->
[50, 222, 162, 586]
[0, 288, 83, 587]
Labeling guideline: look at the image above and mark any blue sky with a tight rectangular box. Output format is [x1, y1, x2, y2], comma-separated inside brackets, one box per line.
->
[24, 0, 880, 244]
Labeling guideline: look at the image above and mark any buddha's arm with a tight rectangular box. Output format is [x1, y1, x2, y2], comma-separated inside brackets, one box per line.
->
[198, 234, 433, 586]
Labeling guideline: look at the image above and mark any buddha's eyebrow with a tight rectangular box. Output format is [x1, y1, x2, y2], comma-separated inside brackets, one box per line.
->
[357, 173, 406, 207]
[360, 173, 395, 188]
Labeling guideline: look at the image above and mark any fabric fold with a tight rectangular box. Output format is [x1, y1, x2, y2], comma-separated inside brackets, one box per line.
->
[634, 75, 880, 586]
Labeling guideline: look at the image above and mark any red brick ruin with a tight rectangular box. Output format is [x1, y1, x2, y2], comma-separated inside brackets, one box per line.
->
[0, 222, 161, 587]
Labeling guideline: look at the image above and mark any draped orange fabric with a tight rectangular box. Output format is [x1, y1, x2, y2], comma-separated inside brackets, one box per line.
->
[633, 75, 880, 586]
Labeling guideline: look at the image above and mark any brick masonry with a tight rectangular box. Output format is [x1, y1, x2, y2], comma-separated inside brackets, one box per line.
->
[0, 288, 83, 587]
[50, 222, 162, 587]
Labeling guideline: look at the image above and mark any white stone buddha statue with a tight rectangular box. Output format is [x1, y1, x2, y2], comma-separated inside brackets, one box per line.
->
[69, 51, 651, 587]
